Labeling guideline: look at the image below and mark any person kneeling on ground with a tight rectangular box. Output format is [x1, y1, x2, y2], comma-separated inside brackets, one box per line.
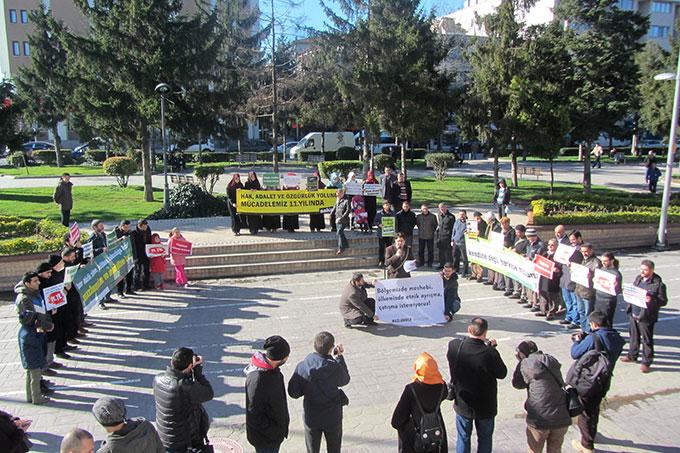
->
[92, 397, 164, 453]
[339, 273, 378, 328]
[442, 262, 461, 322]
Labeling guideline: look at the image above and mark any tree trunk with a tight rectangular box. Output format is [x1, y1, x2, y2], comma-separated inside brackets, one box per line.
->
[510, 137, 518, 187]
[321, 125, 326, 154]
[400, 141, 406, 175]
[362, 133, 370, 175]
[141, 124, 154, 202]
[583, 141, 592, 195]
[492, 146, 499, 184]
[52, 124, 63, 167]
[197, 131, 203, 164]
[410, 141, 414, 167]
[549, 154, 554, 195]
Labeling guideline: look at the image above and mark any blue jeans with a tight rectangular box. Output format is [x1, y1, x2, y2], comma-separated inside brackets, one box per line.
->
[562, 288, 578, 324]
[576, 296, 593, 332]
[336, 223, 348, 250]
[456, 415, 495, 453]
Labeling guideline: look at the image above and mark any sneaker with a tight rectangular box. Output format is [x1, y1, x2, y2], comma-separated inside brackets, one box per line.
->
[566, 324, 580, 330]
[32, 396, 50, 405]
[509, 293, 521, 299]
[117, 292, 127, 299]
[99, 302, 108, 310]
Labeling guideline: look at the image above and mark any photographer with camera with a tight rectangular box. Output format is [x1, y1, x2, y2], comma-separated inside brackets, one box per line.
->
[288, 332, 350, 453]
[153, 347, 214, 453]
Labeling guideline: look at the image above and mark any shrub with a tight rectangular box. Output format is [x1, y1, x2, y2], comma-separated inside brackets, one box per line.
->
[372, 154, 395, 171]
[530, 198, 680, 225]
[194, 164, 224, 194]
[9, 151, 28, 167]
[36, 219, 69, 239]
[84, 149, 116, 163]
[0, 237, 63, 256]
[193, 152, 234, 163]
[0, 218, 37, 238]
[299, 151, 337, 162]
[148, 183, 228, 219]
[337, 146, 360, 160]
[103, 156, 139, 188]
[318, 160, 362, 179]
[32, 149, 74, 165]
[426, 153, 456, 181]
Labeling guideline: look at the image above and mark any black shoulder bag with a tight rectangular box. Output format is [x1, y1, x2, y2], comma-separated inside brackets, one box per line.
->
[446, 339, 464, 401]
[542, 360, 583, 417]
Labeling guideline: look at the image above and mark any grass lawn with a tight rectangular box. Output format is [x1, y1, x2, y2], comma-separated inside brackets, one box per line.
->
[0, 185, 162, 221]
[410, 175, 629, 207]
[0, 165, 106, 178]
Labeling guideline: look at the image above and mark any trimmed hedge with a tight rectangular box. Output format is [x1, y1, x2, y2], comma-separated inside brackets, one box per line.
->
[32, 149, 75, 165]
[0, 237, 64, 256]
[531, 198, 680, 225]
[8, 151, 28, 167]
[299, 151, 337, 162]
[0, 218, 37, 238]
[0, 218, 79, 256]
[318, 160, 362, 179]
[103, 156, 139, 187]
[84, 149, 125, 163]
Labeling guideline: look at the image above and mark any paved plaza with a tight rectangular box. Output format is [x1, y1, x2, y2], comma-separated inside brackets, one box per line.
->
[1, 248, 680, 452]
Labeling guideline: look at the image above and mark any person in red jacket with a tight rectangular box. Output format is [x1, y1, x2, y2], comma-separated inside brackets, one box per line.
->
[149, 233, 167, 290]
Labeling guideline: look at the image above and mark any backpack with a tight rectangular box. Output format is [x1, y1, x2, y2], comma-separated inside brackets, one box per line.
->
[410, 385, 445, 453]
[566, 333, 612, 399]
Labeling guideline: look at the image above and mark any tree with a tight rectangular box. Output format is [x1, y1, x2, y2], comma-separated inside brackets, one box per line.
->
[555, 0, 648, 194]
[15, 8, 70, 167]
[637, 41, 677, 139]
[0, 80, 27, 154]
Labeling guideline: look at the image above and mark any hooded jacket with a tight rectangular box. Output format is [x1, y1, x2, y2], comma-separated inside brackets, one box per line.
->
[245, 352, 289, 449]
[512, 352, 572, 429]
[97, 418, 164, 453]
[287, 352, 350, 430]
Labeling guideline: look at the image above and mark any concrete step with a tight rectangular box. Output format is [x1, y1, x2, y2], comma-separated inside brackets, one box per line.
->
[186, 246, 377, 267]
[191, 234, 378, 256]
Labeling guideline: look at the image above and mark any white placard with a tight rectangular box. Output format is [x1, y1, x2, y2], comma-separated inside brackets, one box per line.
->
[554, 243, 576, 265]
[64, 265, 79, 285]
[466, 220, 478, 234]
[344, 181, 363, 196]
[570, 263, 591, 287]
[82, 242, 93, 258]
[404, 260, 417, 273]
[623, 283, 648, 308]
[593, 269, 618, 296]
[282, 173, 300, 188]
[43, 283, 66, 310]
[375, 275, 446, 326]
[146, 243, 169, 258]
[489, 231, 505, 249]
[363, 183, 382, 197]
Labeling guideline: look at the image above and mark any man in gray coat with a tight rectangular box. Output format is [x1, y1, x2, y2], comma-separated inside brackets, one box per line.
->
[92, 397, 164, 453]
[53, 173, 73, 227]
[339, 273, 377, 328]
[512, 340, 571, 453]
[416, 203, 438, 267]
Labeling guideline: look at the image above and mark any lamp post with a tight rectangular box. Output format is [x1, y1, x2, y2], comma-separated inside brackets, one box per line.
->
[653, 46, 680, 249]
[155, 83, 171, 210]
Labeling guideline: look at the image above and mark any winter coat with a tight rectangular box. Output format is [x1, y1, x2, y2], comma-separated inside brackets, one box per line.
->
[539, 252, 562, 293]
[447, 338, 507, 419]
[97, 418, 164, 453]
[391, 381, 448, 453]
[570, 327, 625, 369]
[559, 249, 583, 291]
[629, 273, 667, 322]
[168, 235, 187, 266]
[53, 180, 73, 210]
[396, 210, 417, 236]
[476, 219, 488, 239]
[485, 219, 501, 238]
[574, 255, 602, 301]
[396, 180, 412, 204]
[153, 366, 214, 451]
[435, 211, 455, 246]
[374, 209, 395, 237]
[381, 173, 397, 201]
[331, 197, 351, 227]
[15, 286, 52, 370]
[0, 410, 31, 453]
[513, 237, 529, 256]
[512, 352, 572, 430]
[245, 352, 290, 449]
[287, 352, 350, 430]
[451, 218, 467, 245]
[501, 228, 516, 248]
[88, 231, 108, 257]
[415, 212, 438, 240]
[131, 226, 153, 263]
[385, 244, 414, 279]
[442, 273, 460, 316]
[646, 167, 661, 182]
[150, 254, 166, 274]
[339, 280, 375, 320]
[525, 238, 547, 261]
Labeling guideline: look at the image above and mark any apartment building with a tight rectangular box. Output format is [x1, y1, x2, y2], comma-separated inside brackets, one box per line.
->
[443, 0, 679, 51]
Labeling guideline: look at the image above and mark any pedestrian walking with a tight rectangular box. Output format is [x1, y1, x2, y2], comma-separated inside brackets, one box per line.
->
[391, 352, 448, 453]
[590, 144, 603, 169]
[447, 317, 507, 453]
[593, 251, 622, 327]
[416, 203, 438, 268]
[330, 189, 351, 255]
[168, 228, 189, 287]
[92, 397, 164, 453]
[620, 259, 667, 373]
[511, 340, 571, 453]
[288, 332, 350, 453]
[245, 336, 291, 453]
[53, 173, 73, 227]
[646, 161, 662, 194]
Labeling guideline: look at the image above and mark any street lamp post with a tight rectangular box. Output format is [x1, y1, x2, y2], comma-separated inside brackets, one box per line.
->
[654, 47, 680, 249]
[155, 83, 171, 211]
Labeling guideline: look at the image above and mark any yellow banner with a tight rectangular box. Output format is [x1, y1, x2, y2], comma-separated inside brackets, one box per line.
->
[236, 189, 337, 214]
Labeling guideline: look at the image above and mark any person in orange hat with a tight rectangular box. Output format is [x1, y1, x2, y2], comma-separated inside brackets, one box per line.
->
[391, 352, 448, 453]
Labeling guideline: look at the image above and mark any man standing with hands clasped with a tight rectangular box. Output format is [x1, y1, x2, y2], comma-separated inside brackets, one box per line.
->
[53, 173, 73, 227]
[288, 332, 350, 453]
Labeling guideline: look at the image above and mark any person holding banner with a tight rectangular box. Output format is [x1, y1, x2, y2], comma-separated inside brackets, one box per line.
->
[88, 219, 115, 308]
[524, 229, 546, 311]
[149, 233, 167, 290]
[115, 220, 136, 298]
[131, 219, 153, 291]
[169, 228, 189, 287]
[483, 212, 501, 286]
[442, 263, 461, 321]
[469, 212, 488, 282]
[497, 217, 516, 294]
[227, 174, 245, 236]
[308, 170, 326, 232]
[593, 252, 622, 327]
[621, 260, 667, 373]
[331, 189, 351, 255]
[385, 233, 414, 279]
[34, 263, 59, 374]
[574, 244, 601, 333]
[339, 273, 377, 328]
[245, 171, 264, 234]
[435, 203, 455, 269]
[554, 225, 569, 245]
[536, 239, 563, 321]
[374, 200, 395, 268]
[363, 170, 379, 229]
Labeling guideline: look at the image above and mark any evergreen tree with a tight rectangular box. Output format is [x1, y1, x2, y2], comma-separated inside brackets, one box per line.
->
[637, 40, 678, 139]
[0, 80, 27, 153]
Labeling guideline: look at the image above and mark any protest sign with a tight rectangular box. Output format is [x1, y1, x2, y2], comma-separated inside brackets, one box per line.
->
[489, 231, 505, 250]
[262, 173, 280, 188]
[72, 236, 134, 313]
[282, 173, 300, 188]
[344, 181, 363, 196]
[554, 243, 576, 265]
[43, 283, 67, 310]
[623, 283, 648, 308]
[593, 269, 618, 296]
[170, 239, 192, 256]
[404, 260, 418, 273]
[466, 220, 478, 234]
[465, 236, 540, 291]
[382, 217, 396, 237]
[362, 183, 382, 197]
[236, 189, 336, 215]
[69, 222, 80, 244]
[375, 275, 446, 326]
[146, 243, 169, 258]
[306, 176, 319, 191]
[533, 255, 556, 279]
[64, 265, 79, 285]
[569, 263, 591, 287]
[106, 230, 117, 244]
[82, 241, 93, 259]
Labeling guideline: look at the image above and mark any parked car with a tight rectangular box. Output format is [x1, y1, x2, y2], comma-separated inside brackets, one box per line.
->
[71, 137, 109, 158]
[185, 141, 215, 153]
[21, 141, 54, 157]
[271, 141, 298, 156]
[639, 139, 665, 149]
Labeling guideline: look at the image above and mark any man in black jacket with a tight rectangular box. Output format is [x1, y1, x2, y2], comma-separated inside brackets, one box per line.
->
[620, 259, 667, 374]
[87, 219, 115, 308]
[153, 347, 214, 453]
[114, 220, 135, 298]
[447, 317, 507, 453]
[395, 201, 417, 248]
[435, 203, 455, 269]
[246, 336, 291, 453]
[288, 332, 350, 453]
[53, 173, 73, 227]
[130, 219, 153, 290]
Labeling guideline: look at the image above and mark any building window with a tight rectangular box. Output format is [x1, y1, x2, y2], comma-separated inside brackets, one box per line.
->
[12, 41, 20, 56]
[650, 25, 671, 37]
[20, 9, 28, 23]
[617, 0, 634, 10]
[23, 42, 30, 56]
[652, 1, 672, 13]
[9, 9, 17, 23]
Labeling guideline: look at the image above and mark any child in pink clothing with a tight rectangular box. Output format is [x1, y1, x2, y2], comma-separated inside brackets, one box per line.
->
[149, 233, 167, 289]
[168, 228, 188, 287]
[351, 194, 370, 233]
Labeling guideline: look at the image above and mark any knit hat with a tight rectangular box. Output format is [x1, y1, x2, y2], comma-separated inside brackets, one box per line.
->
[263, 335, 290, 361]
[36, 262, 52, 273]
[514, 224, 526, 232]
[412, 352, 445, 385]
[525, 228, 538, 237]
[92, 397, 126, 427]
[516, 340, 538, 358]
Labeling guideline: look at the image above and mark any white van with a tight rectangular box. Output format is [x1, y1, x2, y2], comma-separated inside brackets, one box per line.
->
[290, 132, 355, 159]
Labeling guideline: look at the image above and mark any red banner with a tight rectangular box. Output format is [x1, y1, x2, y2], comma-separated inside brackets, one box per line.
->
[533, 255, 556, 279]
[170, 238, 192, 256]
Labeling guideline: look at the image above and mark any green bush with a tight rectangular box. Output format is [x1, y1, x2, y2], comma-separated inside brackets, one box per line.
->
[0, 237, 63, 256]
[32, 149, 74, 165]
[0, 218, 77, 255]
[194, 164, 224, 194]
[103, 156, 139, 188]
[372, 154, 395, 171]
[0, 218, 37, 238]
[426, 153, 456, 181]
[9, 151, 28, 167]
[337, 147, 360, 160]
[148, 183, 228, 219]
[318, 160, 362, 179]
[36, 219, 69, 239]
[256, 151, 282, 161]
[299, 151, 337, 162]
[193, 152, 234, 163]
[404, 148, 427, 159]
[530, 198, 680, 225]
[84, 149, 117, 163]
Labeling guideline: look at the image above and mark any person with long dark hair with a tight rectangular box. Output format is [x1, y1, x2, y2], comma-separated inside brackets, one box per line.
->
[244, 171, 263, 235]
[309, 170, 327, 232]
[226, 174, 244, 236]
